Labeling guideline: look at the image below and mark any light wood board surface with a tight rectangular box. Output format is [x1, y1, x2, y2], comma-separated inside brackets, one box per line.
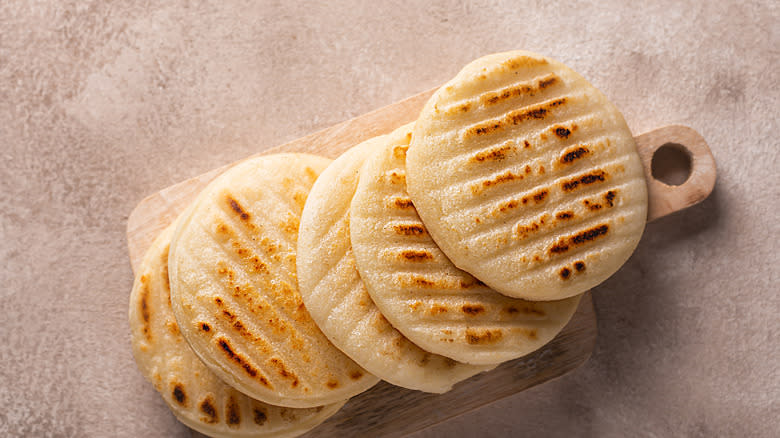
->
[126, 88, 715, 437]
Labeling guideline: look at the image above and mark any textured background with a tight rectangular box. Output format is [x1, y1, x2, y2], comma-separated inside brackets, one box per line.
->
[1, 1, 778, 436]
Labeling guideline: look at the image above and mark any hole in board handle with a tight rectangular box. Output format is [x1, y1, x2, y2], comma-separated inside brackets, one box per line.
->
[651, 143, 692, 186]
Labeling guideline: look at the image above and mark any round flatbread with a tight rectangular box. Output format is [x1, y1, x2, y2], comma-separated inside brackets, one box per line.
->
[129, 221, 344, 438]
[297, 131, 493, 393]
[349, 126, 582, 365]
[406, 51, 648, 301]
[169, 153, 379, 408]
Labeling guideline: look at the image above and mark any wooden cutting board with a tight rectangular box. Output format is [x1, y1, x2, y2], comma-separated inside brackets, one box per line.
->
[126, 87, 715, 437]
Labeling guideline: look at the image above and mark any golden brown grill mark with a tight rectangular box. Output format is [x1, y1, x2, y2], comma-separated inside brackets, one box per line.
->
[559, 260, 588, 280]
[385, 170, 406, 185]
[531, 189, 548, 202]
[406, 275, 438, 288]
[393, 223, 426, 236]
[281, 213, 300, 237]
[560, 145, 590, 164]
[215, 298, 264, 342]
[461, 278, 487, 288]
[216, 225, 272, 276]
[472, 170, 523, 194]
[504, 55, 548, 70]
[215, 337, 271, 388]
[522, 329, 539, 340]
[504, 306, 520, 315]
[166, 320, 180, 336]
[583, 199, 603, 211]
[556, 211, 574, 220]
[199, 396, 218, 424]
[514, 188, 550, 207]
[393, 145, 409, 159]
[399, 249, 434, 261]
[553, 126, 571, 138]
[549, 224, 610, 255]
[389, 197, 414, 209]
[445, 102, 472, 115]
[253, 407, 268, 425]
[561, 170, 607, 192]
[480, 74, 560, 106]
[461, 304, 485, 315]
[269, 358, 300, 388]
[539, 76, 557, 88]
[470, 142, 517, 162]
[304, 166, 318, 184]
[398, 273, 485, 290]
[226, 396, 241, 426]
[465, 98, 567, 138]
[226, 195, 250, 221]
[514, 214, 550, 240]
[326, 379, 340, 389]
[215, 222, 232, 236]
[503, 305, 546, 317]
[252, 407, 268, 426]
[350, 370, 364, 380]
[249, 256, 268, 274]
[138, 277, 152, 341]
[584, 190, 619, 211]
[259, 237, 280, 256]
[465, 328, 504, 345]
[604, 190, 616, 207]
[496, 199, 519, 213]
[172, 383, 187, 406]
[429, 305, 448, 315]
[216, 265, 270, 319]
[161, 246, 171, 291]
[280, 408, 299, 422]
[293, 191, 307, 210]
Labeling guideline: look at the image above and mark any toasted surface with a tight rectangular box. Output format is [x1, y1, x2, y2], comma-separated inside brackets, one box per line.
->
[129, 220, 344, 438]
[349, 127, 581, 365]
[406, 51, 648, 301]
[297, 130, 493, 393]
[169, 153, 378, 408]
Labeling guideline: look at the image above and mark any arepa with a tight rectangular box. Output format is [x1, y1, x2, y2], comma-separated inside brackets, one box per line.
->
[129, 221, 344, 438]
[349, 126, 582, 365]
[297, 130, 493, 392]
[169, 153, 379, 408]
[406, 51, 648, 301]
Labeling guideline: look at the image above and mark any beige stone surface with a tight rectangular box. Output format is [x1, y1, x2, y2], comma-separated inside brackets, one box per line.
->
[0, 1, 777, 437]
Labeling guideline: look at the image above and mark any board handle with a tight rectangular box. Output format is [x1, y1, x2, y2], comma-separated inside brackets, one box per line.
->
[633, 125, 716, 222]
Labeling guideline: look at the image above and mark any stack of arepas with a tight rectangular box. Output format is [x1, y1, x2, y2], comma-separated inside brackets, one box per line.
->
[129, 50, 648, 437]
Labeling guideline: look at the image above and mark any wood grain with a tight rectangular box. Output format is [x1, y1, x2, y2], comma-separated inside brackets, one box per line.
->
[126, 88, 715, 438]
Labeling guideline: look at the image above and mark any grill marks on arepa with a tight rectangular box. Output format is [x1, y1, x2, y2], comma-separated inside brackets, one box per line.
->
[204, 193, 321, 392]
[129, 222, 344, 438]
[204, 190, 365, 394]
[170, 154, 376, 409]
[350, 133, 582, 365]
[406, 50, 648, 300]
[296, 134, 490, 393]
